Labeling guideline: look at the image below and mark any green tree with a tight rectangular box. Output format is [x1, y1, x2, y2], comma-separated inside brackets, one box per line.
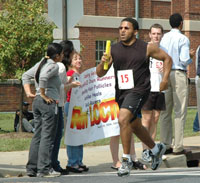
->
[0, 0, 56, 131]
[0, 0, 55, 79]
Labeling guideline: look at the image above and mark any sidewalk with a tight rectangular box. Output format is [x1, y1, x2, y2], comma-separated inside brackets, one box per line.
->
[0, 136, 199, 178]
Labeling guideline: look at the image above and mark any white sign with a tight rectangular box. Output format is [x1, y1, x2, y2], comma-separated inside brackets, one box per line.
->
[64, 66, 120, 146]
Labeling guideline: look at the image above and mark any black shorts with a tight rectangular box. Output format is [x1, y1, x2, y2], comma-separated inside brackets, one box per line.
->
[142, 92, 166, 111]
[118, 92, 149, 122]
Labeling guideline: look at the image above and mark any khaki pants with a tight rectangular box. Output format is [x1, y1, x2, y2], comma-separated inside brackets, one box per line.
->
[196, 76, 200, 128]
[160, 70, 188, 153]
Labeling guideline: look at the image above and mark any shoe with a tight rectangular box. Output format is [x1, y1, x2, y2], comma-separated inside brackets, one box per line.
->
[132, 160, 147, 170]
[172, 149, 191, 155]
[79, 164, 89, 172]
[142, 149, 152, 162]
[162, 155, 167, 161]
[37, 168, 61, 177]
[66, 166, 83, 173]
[27, 171, 37, 177]
[117, 157, 133, 177]
[150, 143, 166, 170]
[111, 165, 119, 170]
[164, 147, 173, 155]
[59, 168, 69, 175]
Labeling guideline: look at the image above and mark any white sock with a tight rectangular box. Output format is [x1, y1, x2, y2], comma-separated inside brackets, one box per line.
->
[131, 154, 137, 162]
[150, 144, 159, 155]
[122, 154, 132, 162]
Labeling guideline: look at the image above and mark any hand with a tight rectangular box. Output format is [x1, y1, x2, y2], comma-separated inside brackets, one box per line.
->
[26, 92, 36, 98]
[160, 80, 168, 91]
[71, 81, 81, 88]
[40, 94, 54, 104]
[190, 49, 195, 58]
[101, 52, 111, 64]
[67, 76, 73, 83]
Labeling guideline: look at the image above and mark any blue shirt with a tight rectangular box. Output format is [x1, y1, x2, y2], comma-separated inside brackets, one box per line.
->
[160, 29, 192, 71]
[196, 46, 200, 76]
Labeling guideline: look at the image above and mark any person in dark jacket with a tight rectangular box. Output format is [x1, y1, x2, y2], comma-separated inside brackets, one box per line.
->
[14, 102, 35, 133]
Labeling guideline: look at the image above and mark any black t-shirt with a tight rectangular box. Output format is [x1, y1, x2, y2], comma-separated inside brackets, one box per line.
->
[111, 39, 150, 102]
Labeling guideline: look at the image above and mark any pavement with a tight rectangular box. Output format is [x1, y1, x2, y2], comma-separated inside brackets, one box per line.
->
[0, 136, 200, 178]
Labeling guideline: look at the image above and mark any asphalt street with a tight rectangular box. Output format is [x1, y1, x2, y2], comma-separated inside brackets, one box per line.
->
[0, 167, 200, 183]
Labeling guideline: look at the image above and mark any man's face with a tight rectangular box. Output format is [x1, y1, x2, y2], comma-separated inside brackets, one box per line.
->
[149, 27, 163, 44]
[23, 105, 28, 112]
[119, 21, 137, 44]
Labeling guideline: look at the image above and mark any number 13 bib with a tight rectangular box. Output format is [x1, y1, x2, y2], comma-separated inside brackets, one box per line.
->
[117, 70, 134, 89]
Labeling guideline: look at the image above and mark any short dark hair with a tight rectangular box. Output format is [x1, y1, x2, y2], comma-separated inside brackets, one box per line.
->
[169, 13, 183, 28]
[150, 24, 164, 33]
[121, 17, 139, 30]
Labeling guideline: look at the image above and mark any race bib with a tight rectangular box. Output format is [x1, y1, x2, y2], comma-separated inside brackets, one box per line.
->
[117, 70, 134, 89]
[150, 58, 163, 73]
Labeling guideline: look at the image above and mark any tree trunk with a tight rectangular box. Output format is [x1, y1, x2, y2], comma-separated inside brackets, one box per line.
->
[19, 79, 24, 132]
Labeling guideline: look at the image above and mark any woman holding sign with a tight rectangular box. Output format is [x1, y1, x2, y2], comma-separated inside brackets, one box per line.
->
[65, 51, 89, 173]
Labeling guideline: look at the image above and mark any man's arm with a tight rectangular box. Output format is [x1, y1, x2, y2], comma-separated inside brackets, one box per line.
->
[180, 38, 194, 66]
[147, 43, 172, 91]
[96, 52, 113, 77]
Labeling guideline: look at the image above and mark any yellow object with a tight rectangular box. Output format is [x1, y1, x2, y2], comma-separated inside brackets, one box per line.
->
[104, 40, 111, 70]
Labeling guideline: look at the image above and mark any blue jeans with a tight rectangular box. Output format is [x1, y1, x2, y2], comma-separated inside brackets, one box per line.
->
[64, 102, 83, 167]
[51, 107, 64, 171]
[193, 112, 200, 132]
[67, 145, 83, 166]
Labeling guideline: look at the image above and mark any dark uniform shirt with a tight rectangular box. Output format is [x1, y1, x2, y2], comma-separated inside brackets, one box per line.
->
[111, 39, 150, 103]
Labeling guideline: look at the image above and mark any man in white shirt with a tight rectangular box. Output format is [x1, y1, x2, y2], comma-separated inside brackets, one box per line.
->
[141, 24, 166, 162]
[160, 13, 194, 155]
[194, 45, 200, 131]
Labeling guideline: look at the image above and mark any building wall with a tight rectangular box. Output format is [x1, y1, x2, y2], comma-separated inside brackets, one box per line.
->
[1, 0, 200, 111]
[0, 81, 35, 112]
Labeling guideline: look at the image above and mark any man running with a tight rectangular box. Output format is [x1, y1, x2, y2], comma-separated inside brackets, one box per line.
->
[96, 17, 172, 177]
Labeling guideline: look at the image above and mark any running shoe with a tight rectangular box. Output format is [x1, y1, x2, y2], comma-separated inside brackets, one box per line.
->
[117, 157, 133, 177]
[37, 168, 61, 178]
[142, 149, 152, 162]
[150, 143, 166, 170]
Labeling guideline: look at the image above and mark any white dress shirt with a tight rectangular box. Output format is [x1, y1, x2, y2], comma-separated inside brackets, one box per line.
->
[160, 28, 192, 70]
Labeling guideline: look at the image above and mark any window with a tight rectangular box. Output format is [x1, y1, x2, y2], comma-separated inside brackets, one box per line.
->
[95, 40, 115, 66]
[96, 40, 106, 66]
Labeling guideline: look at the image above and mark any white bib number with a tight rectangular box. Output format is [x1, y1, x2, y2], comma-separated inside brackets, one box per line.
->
[150, 58, 163, 73]
[117, 70, 134, 89]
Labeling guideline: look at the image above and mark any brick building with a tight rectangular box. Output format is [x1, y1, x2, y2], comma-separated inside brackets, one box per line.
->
[1, 0, 200, 111]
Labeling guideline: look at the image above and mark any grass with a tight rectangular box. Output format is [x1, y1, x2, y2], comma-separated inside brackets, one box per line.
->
[0, 108, 199, 152]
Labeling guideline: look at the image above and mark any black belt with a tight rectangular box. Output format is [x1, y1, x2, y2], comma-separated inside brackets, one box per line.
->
[171, 69, 187, 73]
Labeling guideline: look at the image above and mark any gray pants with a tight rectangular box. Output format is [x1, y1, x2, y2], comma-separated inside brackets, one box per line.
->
[17, 118, 35, 133]
[26, 96, 58, 174]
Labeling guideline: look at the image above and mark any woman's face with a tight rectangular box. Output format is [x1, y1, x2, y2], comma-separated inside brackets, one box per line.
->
[71, 53, 83, 70]
[54, 51, 64, 62]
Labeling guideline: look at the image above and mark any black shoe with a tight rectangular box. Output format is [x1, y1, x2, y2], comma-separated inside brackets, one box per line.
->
[59, 168, 69, 175]
[79, 165, 89, 172]
[27, 171, 37, 177]
[66, 166, 83, 173]
[172, 149, 191, 155]
[164, 147, 173, 155]
[132, 160, 147, 170]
